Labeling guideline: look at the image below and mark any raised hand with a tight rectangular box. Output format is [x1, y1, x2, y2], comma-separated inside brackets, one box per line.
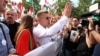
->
[62, 2, 72, 18]
[88, 19, 94, 30]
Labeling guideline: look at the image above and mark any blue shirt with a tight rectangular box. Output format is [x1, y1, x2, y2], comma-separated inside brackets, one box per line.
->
[93, 44, 100, 56]
[0, 23, 15, 56]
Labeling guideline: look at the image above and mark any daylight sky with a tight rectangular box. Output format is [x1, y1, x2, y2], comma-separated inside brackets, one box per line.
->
[71, 0, 79, 7]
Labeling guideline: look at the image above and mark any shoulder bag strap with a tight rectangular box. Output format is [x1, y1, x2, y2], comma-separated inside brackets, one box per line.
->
[29, 36, 33, 50]
[0, 23, 9, 53]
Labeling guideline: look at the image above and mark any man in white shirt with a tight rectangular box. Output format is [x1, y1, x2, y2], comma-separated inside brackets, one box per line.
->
[33, 2, 72, 46]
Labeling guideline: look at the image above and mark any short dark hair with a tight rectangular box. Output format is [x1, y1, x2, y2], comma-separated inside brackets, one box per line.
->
[72, 16, 79, 21]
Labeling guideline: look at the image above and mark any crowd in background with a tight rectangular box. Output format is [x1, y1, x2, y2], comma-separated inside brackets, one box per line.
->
[1, 0, 100, 56]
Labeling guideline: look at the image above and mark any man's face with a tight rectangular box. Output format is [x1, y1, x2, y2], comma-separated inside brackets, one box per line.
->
[39, 13, 51, 27]
[0, 0, 8, 12]
[50, 18, 57, 26]
[72, 18, 79, 27]
[5, 10, 17, 24]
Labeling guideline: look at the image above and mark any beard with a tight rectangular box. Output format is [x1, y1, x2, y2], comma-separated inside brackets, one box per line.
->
[7, 17, 13, 20]
[6, 17, 14, 24]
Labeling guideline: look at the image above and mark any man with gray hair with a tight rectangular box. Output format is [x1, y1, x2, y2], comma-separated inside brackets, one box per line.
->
[2, 9, 20, 47]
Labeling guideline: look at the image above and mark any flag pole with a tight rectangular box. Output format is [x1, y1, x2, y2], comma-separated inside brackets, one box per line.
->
[31, 0, 35, 16]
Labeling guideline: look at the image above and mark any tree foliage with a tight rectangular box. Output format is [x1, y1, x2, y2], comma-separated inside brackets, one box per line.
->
[8, 0, 100, 17]
[32, 0, 41, 14]
[94, 0, 100, 3]
[24, 0, 41, 14]
[57, 0, 71, 15]
[56, 0, 92, 17]
[72, 0, 92, 17]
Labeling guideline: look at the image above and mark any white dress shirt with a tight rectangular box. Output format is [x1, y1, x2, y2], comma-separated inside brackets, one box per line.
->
[33, 16, 69, 46]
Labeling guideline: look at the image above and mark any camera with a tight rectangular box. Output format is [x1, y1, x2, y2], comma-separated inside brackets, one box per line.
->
[81, 11, 100, 28]
[92, 13, 100, 25]
[77, 26, 84, 33]
[80, 3, 100, 28]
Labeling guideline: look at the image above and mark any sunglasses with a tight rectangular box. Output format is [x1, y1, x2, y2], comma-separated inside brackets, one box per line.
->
[46, 17, 51, 20]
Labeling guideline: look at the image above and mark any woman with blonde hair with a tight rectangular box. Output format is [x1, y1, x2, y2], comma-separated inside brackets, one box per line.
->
[15, 15, 37, 56]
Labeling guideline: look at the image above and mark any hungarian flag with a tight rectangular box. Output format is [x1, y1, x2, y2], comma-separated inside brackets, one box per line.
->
[26, 0, 34, 15]
[26, 0, 33, 5]
[17, 2, 25, 18]
[17, 3, 21, 18]
[11, 2, 17, 10]
[39, 0, 51, 10]
[21, 3, 25, 16]
[11, 2, 20, 13]
[28, 6, 34, 15]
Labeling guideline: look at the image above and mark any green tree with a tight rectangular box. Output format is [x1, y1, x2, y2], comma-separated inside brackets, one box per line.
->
[72, 0, 92, 17]
[24, 1, 31, 13]
[24, 0, 41, 14]
[57, 0, 72, 15]
[94, 0, 100, 3]
[32, 0, 41, 14]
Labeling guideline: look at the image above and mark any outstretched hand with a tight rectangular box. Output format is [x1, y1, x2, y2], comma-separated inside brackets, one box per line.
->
[88, 19, 94, 30]
[62, 2, 72, 18]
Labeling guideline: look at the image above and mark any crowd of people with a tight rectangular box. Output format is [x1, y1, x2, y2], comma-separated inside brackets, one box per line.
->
[0, 0, 100, 56]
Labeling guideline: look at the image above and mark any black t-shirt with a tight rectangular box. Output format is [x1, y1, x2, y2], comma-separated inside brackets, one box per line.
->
[93, 44, 100, 56]
[76, 33, 95, 56]
[63, 27, 78, 51]
[2, 21, 20, 47]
